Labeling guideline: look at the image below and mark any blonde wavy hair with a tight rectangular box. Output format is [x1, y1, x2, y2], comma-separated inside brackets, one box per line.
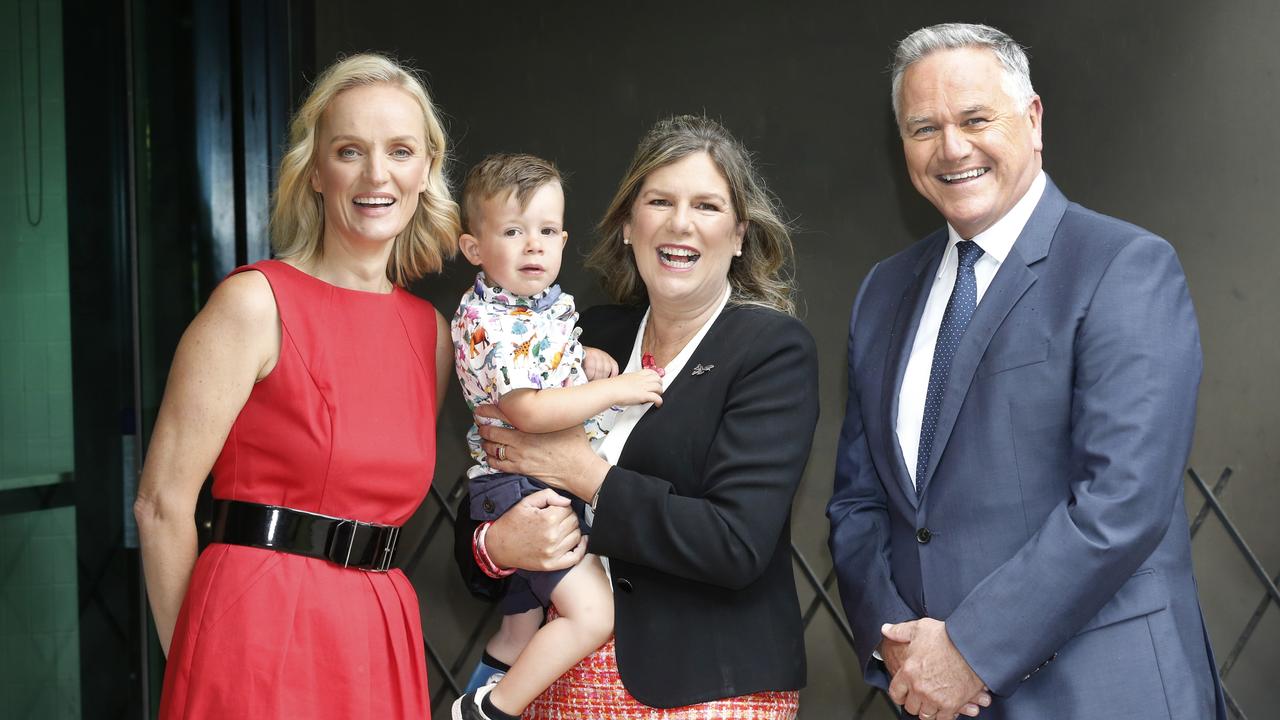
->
[271, 53, 459, 286]
[586, 115, 796, 316]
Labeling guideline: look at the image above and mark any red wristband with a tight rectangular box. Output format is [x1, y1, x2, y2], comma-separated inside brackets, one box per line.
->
[473, 521, 515, 579]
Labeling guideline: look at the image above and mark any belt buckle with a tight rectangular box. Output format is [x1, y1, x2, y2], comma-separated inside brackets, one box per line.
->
[326, 518, 399, 572]
[330, 518, 360, 568]
[371, 526, 400, 573]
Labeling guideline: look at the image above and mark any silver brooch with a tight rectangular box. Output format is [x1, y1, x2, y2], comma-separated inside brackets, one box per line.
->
[691, 363, 715, 376]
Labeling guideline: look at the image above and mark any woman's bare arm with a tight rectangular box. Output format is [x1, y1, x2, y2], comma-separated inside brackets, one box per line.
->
[133, 271, 279, 655]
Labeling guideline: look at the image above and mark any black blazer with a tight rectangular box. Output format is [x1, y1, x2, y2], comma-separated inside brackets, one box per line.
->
[456, 302, 819, 708]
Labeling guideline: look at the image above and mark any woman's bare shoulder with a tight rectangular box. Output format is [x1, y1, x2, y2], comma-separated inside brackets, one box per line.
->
[203, 270, 279, 330]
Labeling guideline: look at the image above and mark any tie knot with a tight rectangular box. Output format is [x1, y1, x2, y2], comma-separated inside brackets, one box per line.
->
[956, 240, 984, 269]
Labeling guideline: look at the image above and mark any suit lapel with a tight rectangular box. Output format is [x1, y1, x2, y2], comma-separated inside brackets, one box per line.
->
[880, 231, 947, 507]
[918, 179, 1069, 495]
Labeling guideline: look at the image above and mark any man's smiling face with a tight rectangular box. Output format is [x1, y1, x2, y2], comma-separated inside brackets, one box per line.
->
[898, 46, 1043, 239]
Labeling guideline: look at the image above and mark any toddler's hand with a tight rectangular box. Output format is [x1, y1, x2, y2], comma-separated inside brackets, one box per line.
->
[610, 368, 664, 407]
[583, 347, 619, 380]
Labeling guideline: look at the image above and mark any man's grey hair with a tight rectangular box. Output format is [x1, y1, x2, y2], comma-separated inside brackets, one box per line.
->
[891, 23, 1035, 121]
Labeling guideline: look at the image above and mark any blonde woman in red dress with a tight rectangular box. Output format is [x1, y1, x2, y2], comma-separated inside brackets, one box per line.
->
[459, 115, 818, 720]
[135, 54, 458, 719]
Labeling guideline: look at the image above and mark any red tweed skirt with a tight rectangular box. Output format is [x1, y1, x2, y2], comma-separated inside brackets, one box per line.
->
[523, 614, 799, 720]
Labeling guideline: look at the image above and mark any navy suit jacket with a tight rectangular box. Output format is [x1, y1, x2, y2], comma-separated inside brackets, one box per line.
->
[827, 177, 1227, 719]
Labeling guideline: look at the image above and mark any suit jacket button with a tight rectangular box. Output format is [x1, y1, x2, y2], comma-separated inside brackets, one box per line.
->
[916, 528, 932, 544]
[482, 498, 495, 514]
[616, 577, 634, 593]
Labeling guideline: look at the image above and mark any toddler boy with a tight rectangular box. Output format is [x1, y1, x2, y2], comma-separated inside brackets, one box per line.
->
[449, 154, 662, 720]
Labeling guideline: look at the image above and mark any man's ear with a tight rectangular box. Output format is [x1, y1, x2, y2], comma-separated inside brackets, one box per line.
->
[459, 233, 484, 266]
[1028, 95, 1044, 153]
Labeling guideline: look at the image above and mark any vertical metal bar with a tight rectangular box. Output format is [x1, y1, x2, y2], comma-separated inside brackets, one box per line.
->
[192, 0, 237, 288]
[235, 0, 271, 263]
[121, 0, 144, 536]
[264, 0, 291, 207]
[64, 0, 148, 713]
[284, 0, 315, 110]
[121, 0, 150, 709]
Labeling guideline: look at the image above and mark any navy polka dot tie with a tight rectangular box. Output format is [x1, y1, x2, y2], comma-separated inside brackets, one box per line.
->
[916, 240, 984, 496]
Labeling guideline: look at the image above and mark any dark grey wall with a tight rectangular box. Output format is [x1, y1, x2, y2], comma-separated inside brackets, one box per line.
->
[316, 2, 1280, 716]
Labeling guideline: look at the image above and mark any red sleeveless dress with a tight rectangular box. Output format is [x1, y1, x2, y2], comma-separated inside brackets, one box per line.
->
[160, 260, 439, 719]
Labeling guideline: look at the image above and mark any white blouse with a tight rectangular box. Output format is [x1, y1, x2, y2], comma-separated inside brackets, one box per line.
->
[587, 285, 732, 525]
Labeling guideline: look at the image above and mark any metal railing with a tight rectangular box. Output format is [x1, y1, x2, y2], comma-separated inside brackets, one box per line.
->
[1186, 468, 1275, 720]
[405, 467, 1272, 719]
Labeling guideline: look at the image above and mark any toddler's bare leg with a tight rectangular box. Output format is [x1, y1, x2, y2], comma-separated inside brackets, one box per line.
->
[485, 608, 542, 666]
[487, 554, 613, 715]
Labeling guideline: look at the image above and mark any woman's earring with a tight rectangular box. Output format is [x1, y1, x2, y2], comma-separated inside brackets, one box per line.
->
[734, 248, 743, 257]
[623, 237, 631, 245]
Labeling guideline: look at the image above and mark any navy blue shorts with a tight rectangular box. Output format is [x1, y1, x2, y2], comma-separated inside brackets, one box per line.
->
[469, 472, 588, 614]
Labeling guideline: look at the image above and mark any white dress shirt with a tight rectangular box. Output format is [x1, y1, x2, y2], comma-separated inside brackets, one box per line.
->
[895, 171, 1046, 488]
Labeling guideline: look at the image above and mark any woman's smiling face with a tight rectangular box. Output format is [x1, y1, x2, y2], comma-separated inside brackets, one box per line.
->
[311, 83, 431, 250]
[624, 151, 745, 311]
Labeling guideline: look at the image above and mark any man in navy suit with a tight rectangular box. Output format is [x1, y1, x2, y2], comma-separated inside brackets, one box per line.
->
[827, 23, 1227, 720]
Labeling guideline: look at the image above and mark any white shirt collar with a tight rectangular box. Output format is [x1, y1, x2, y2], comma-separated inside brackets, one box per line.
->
[940, 170, 1046, 278]
[590, 284, 733, 469]
[628, 283, 733, 392]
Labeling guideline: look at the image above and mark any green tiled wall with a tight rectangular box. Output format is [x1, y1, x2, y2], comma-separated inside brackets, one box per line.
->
[1, 0, 73, 488]
[1, 0, 80, 717]
[0, 508, 80, 719]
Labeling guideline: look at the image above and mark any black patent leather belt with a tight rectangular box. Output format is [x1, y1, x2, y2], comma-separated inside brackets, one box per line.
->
[211, 499, 402, 572]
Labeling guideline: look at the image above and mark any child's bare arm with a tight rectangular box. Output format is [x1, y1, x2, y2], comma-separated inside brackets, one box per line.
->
[499, 369, 663, 433]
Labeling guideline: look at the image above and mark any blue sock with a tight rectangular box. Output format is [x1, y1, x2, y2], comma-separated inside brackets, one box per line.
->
[464, 652, 510, 693]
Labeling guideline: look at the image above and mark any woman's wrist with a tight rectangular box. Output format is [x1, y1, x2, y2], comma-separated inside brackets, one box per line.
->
[574, 454, 611, 506]
[472, 521, 516, 579]
[482, 511, 524, 571]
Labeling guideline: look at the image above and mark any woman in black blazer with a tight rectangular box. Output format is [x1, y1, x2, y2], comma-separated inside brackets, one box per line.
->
[462, 115, 819, 718]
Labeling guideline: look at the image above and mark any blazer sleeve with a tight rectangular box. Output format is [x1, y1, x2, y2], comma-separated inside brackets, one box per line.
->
[587, 315, 820, 590]
[826, 262, 919, 689]
[945, 233, 1203, 696]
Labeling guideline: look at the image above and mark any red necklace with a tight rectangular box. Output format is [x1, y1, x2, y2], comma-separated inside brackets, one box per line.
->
[641, 352, 665, 377]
